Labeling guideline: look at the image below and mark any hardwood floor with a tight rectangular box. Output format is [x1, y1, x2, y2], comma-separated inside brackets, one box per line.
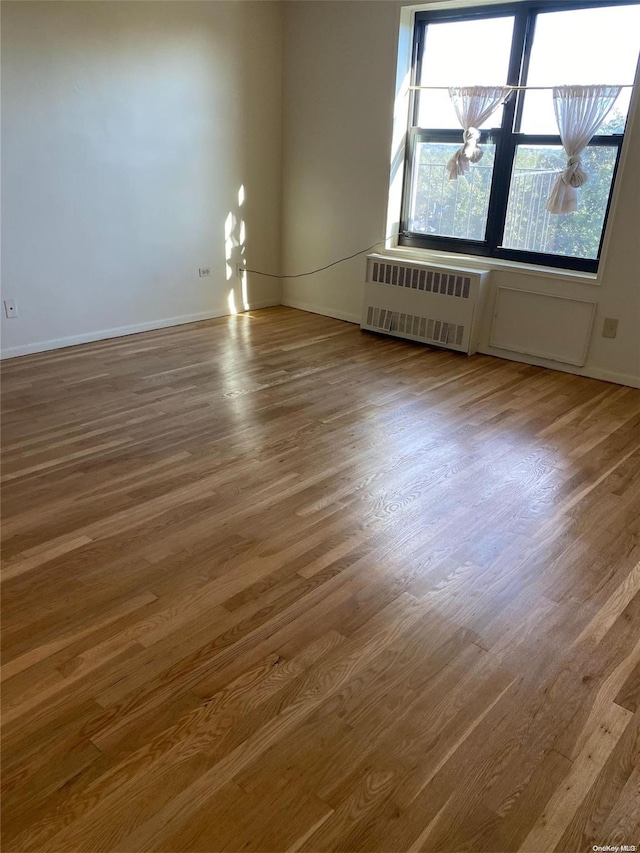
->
[1, 306, 639, 853]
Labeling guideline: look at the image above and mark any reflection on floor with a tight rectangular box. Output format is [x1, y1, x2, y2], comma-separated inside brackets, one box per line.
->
[2, 306, 639, 852]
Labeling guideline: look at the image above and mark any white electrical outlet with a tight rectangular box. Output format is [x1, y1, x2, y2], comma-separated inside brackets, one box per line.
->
[4, 299, 17, 319]
[602, 317, 618, 339]
[199, 267, 211, 278]
[235, 263, 245, 279]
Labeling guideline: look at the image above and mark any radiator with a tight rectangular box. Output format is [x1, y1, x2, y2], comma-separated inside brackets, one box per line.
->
[361, 254, 489, 355]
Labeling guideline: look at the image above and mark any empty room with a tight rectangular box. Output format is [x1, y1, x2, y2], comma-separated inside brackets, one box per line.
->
[2, 1, 639, 851]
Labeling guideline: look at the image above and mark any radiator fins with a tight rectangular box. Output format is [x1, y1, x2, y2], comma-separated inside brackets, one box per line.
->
[366, 306, 464, 347]
[371, 262, 471, 299]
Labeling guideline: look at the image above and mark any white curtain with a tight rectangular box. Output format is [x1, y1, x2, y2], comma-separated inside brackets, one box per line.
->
[546, 85, 621, 214]
[447, 86, 511, 180]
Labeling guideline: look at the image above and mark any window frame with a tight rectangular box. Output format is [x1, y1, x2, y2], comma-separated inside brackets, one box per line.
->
[399, 0, 638, 273]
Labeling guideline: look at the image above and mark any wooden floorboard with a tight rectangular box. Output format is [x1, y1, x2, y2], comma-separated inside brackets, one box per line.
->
[1, 306, 639, 853]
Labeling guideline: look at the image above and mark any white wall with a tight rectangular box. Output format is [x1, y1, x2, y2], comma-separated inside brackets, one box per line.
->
[1, 1, 283, 357]
[281, 0, 640, 387]
[3, 0, 638, 383]
[281, 1, 399, 325]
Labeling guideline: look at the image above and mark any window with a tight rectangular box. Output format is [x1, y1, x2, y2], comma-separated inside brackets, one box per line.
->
[400, 1, 640, 272]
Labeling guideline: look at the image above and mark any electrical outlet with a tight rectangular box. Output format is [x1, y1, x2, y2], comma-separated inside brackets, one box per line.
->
[199, 267, 211, 278]
[235, 263, 245, 279]
[602, 317, 618, 339]
[4, 299, 17, 319]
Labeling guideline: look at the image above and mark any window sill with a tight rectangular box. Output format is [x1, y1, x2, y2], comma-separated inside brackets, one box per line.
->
[382, 245, 600, 284]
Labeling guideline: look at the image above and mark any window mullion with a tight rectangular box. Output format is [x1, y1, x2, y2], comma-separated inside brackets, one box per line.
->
[484, 7, 531, 254]
[512, 10, 537, 134]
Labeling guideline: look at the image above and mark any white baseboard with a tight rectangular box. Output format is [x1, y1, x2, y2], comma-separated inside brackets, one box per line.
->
[478, 346, 640, 389]
[0, 301, 278, 360]
[281, 302, 638, 388]
[280, 298, 360, 325]
[3, 300, 637, 390]
[281, 302, 639, 388]
[568, 365, 640, 389]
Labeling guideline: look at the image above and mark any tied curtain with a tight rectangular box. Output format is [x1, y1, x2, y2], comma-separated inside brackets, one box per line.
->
[545, 84, 621, 214]
[446, 86, 511, 180]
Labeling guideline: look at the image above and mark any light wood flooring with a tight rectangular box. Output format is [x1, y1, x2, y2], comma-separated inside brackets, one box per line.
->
[2, 306, 639, 853]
